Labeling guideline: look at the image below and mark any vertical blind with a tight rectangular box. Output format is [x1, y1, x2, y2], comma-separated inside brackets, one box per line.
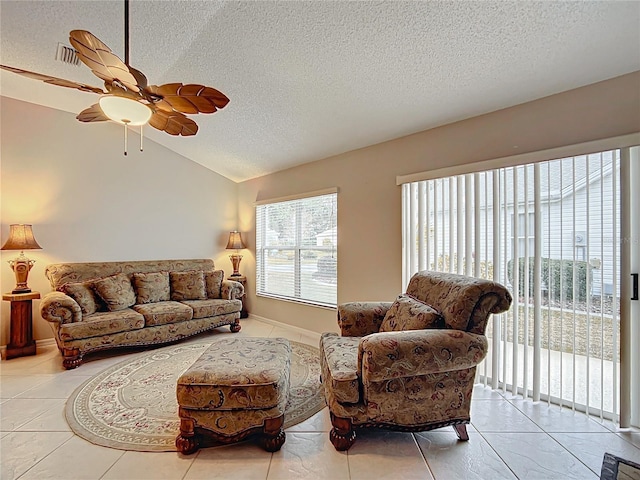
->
[256, 192, 337, 307]
[402, 150, 625, 420]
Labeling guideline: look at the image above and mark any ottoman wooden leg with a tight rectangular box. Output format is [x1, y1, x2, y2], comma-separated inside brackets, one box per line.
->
[260, 415, 286, 452]
[176, 416, 199, 455]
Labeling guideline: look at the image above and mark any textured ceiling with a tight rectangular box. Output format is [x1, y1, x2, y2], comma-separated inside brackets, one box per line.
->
[1, 1, 639, 182]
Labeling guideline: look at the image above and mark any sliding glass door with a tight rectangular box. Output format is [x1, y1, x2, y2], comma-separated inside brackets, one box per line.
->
[401, 147, 638, 424]
[622, 147, 639, 428]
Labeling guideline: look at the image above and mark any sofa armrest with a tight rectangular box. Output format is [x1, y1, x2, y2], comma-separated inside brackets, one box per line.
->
[358, 330, 488, 382]
[221, 280, 244, 300]
[40, 292, 82, 325]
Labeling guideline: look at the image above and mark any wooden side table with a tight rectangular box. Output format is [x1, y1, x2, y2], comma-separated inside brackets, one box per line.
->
[228, 275, 248, 318]
[2, 291, 40, 359]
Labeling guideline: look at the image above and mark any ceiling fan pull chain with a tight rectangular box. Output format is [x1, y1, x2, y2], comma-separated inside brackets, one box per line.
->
[140, 124, 144, 152]
[124, 123, 128, 156]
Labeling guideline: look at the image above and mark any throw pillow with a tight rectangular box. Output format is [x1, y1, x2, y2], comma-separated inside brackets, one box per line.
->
[132, 272, 170, 304]
[58, 281, 103, 315]
[170, 270, 206, 301]
[204, 270, 224, 299]
[93, 273, 137, 312]
[379, 294, 443, 332]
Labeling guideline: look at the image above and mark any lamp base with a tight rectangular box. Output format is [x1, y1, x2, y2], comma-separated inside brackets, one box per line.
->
[229, 253, 243, 277]
[8, 254, 35, 295]
[12, 287, 32, 294]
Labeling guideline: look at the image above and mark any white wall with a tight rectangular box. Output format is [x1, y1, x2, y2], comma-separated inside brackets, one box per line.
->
[238, 72, 640, 335]
[1, 97, 239, 343]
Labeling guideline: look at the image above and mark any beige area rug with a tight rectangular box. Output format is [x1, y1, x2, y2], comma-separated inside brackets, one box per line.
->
[65, 340, 325, 452]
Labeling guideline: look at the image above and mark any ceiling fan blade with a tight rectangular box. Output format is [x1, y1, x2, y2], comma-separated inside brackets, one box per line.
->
[146, 83, 229, 115]
[69, 30, 139, 93]
[77, 103, 109, 123]
[149, 110, 199, 136]
[127, 65, 148, 90]
[0, 64, 105, 94]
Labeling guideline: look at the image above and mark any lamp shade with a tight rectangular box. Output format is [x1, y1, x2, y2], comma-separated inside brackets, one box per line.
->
[1, 224, 42, 251]
[226, 231, 246, 250]
[99, 95, 152, 126]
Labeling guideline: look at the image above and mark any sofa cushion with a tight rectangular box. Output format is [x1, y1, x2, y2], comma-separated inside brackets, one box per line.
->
[205, 270, 224, 299]
[179, 299, 242, 319]
[319, 333, 361, 404]
[132, 271, 170, 304]
[132, 301, 193, 326]
[379, 294, 443, 333]
[93, 273, 137, 311]
[170, 270, 206, 301]
[58, 309, 144, 341]
[58, 280, 103, 315]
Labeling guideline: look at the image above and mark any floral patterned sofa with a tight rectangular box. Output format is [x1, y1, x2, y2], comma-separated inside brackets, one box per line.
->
[320, 270, 512, 450]
[40, 259, 244, 369]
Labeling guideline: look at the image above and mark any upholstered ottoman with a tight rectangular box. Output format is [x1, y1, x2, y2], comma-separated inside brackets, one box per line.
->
[175, 337, 291, 454]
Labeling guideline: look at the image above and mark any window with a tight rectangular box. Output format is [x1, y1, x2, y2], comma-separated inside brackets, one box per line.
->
[256, 191, 337, 307]
[511, 212, 536, 258]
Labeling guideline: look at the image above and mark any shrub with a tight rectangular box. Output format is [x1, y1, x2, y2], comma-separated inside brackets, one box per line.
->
[507, 257, 592, 301]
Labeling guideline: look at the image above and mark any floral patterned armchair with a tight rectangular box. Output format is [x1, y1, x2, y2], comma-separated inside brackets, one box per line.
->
[320, 271, 512, 450]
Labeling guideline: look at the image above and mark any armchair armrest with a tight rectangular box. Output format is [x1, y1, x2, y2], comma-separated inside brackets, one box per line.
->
[337, 302, 393, 337]
[406, 271, 512, 333]
[358, 330, 488, 382]
[40, 292, 82, 325]
[221, 280, 244, 300]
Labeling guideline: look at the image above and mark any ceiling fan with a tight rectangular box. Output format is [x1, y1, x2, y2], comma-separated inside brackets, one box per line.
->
[0, 0, 229, 154]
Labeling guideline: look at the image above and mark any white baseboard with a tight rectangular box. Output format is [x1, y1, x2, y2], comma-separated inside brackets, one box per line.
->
[0, 337, 57, 360]
[247, 314, 322, 343]
[36, 338, 57, 348]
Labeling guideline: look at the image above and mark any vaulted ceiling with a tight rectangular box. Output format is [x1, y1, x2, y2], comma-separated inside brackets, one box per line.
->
[1, 1, 638, 182]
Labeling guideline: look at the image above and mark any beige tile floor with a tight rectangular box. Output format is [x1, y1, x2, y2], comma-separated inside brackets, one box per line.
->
[1, 317, 639, 480]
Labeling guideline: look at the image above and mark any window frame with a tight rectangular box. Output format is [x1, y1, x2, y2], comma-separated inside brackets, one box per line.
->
[255, 190, 338, 309]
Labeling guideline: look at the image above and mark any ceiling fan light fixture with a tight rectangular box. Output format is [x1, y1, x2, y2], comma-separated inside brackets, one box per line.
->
[99, 95, 151, 126]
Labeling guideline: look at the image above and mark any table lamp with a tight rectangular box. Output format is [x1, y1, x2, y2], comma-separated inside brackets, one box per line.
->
[1, 224, 42, 293]
[226, 231, 246, 277]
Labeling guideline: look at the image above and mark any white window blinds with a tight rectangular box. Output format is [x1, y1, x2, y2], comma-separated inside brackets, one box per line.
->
[256, 192, 337, 307]
[402, 149, 631, 421]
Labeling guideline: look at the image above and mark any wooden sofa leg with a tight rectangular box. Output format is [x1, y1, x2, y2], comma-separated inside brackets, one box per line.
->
[453, 424, 469, 441]
[230, 319, 241, 333]
[329, 413, 356, 451]
[62, 347, 83, 370]
[260, 415, 286, 452]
